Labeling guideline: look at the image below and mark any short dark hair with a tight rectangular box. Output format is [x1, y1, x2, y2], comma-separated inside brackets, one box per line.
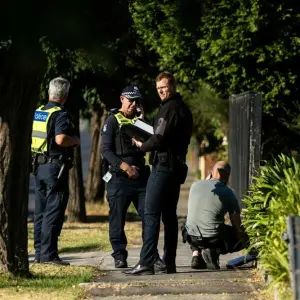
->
[156, 71, 176, 88]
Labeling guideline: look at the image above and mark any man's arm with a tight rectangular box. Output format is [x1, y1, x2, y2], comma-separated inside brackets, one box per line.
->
[227, 191, 247, 239]
[101, 116, 138, 179]
[54, 112, 80, 147]
[230, 212, 249, 248]
[229, 213, 243, 233]
[55, 134, 80, 147]
[139, 108, 177, 152]
[101, 115, 123, 168]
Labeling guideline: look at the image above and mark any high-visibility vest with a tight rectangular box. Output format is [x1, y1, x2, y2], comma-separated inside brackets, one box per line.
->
[101, 110, 139, 173]
[31, 106, 62, 154]
[113, 112, 138, 157]
[114, 112, 137, 126]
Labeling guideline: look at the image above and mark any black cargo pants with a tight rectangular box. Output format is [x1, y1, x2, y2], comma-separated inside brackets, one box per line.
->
[106, 172, 148, 261]
[34, 163, 69, 262]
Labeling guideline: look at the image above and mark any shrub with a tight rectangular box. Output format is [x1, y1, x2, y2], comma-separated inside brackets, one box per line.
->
[242, 154, 300, 288]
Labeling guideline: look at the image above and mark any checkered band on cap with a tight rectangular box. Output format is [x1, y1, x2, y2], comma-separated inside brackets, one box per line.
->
[121, 85, 142, 99]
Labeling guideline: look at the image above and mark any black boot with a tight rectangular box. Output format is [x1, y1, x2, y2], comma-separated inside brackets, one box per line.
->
[191, 255, 207, 269]
[154, 257, 167, 273]
[124, 264, 154, 275]
[201, 248, 220, 270]
[115, 259, 128, 268]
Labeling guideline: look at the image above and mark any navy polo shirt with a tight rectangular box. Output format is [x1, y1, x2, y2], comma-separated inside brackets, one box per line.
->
[43, 102, 70, 136]
[42, 101, 74, 156]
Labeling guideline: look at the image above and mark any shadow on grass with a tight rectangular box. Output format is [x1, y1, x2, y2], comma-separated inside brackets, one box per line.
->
[59, 244, 104, 253]
[83, 212, 141, 223]
[0, 268, 93, 289]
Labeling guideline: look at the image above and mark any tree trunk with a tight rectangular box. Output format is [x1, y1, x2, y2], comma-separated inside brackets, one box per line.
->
[85, 103, 107, 203]
[0, 43, 45, 276]
[67, 117, 87, 223]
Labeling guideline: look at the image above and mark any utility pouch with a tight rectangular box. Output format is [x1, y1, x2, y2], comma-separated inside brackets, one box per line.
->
[37, 155, 47, 165]
[157, 152, 168, 165]
[101, 156, 109, 175]
[58, 155, 73, 169]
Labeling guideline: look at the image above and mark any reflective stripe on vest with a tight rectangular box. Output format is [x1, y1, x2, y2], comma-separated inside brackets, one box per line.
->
[31, 105, 62, 154]
[114, 112, 137, 126]
[114, 112, 138, 156]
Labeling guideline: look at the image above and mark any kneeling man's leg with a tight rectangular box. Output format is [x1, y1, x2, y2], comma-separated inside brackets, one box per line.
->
[220, 224, 249, 254]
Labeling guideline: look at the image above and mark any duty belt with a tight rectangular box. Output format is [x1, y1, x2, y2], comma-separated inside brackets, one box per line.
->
[35, 154, 72, 165]
[152, 151, 185, 166]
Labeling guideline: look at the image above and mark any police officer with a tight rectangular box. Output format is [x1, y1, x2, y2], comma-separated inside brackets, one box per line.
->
[125, 72, 193, 275]
[101, 85, 164, 269]
[31, 77, 80, 265]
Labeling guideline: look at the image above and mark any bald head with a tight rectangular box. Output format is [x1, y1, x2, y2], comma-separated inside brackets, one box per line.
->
[211, 161, 231, 184]
[212, 161, 231, 174]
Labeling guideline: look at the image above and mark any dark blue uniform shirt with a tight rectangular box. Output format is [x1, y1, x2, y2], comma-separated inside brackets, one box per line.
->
[42, 101, 74, 157]
[101, 114, 145, 168]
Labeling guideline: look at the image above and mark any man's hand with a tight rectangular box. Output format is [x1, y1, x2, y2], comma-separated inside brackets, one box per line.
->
[120, 162, 139, 179]
[236, 227, 249, 248]
[230, 212, 244, 236]
[132, 137, 142, 148]
[205, 173, 212, 180]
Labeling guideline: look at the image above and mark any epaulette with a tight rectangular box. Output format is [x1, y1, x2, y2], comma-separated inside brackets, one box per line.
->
[109, 108, 119, 115]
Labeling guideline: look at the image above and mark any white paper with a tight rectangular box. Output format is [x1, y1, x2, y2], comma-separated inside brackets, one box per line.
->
[133, 119, 154, 135]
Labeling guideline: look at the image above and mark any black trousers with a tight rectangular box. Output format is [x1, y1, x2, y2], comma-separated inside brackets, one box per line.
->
[139, 164, 181, 267]
[106, 172, 148, 261]
[34, 163, 69, 262]
[188, 224, 248, 255]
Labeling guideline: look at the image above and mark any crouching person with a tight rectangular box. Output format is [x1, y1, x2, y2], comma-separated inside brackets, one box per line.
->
[182, 161, 249, 270]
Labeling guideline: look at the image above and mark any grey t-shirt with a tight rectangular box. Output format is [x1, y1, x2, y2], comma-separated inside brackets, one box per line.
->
[185, 179, 240, 238]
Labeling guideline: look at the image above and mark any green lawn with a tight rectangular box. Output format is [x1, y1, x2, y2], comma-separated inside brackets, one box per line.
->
[0, 202, 142, 300]
[0, 264, 96, 300]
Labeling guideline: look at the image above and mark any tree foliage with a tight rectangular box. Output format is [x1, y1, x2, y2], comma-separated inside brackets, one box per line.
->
[131, 0, 300, 155]
[131, 0, 300, 105]
[0, 0, 160, 275]
[130, 0, 203, 86]
[181, 85, 228, 154]
[130, 0, 226, 150]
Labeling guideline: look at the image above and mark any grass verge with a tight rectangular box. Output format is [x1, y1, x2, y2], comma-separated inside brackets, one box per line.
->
[28, 201, 142, 255]
[1, 201, 142, 300]
[0, 264, 98, 300]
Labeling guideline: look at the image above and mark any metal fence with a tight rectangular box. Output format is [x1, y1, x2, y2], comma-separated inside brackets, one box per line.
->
[287, 216, 300, 300]
[228, 91, 262, 205]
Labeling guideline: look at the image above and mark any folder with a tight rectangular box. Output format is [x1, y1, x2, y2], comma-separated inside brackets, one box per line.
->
[123, 119, 154, 141]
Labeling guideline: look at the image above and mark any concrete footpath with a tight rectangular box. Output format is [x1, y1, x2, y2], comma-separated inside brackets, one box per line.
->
[37, 170, 264, 299]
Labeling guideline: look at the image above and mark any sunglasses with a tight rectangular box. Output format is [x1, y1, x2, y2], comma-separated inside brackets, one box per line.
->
[128, 98, 141, 103]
